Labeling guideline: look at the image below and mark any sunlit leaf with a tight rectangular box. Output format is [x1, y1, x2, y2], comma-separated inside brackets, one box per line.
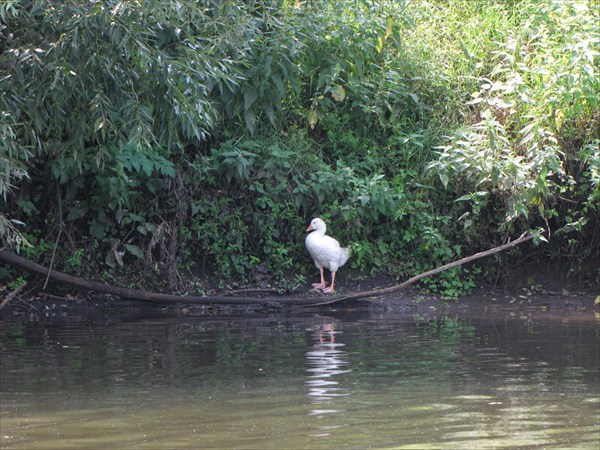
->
[331, 84, 345, 102]
[308, 109, 318, 129]
[385, 17, 394, 40]
[554, 108, 565, 132]
[376, 36, 384, 54]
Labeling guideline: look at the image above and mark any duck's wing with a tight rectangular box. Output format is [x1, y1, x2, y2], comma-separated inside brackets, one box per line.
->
[312, 236, 344, 269]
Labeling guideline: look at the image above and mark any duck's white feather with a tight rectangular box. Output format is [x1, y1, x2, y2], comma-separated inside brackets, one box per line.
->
[305, 218, 350, 273]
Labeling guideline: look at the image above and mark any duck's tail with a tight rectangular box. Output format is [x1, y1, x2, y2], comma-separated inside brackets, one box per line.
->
[340, 247, 351, 268]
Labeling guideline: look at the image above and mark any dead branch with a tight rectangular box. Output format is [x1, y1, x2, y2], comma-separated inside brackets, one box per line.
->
[309, 232, 537, 306]
[0, 280, 27, 310]
[0, 249, 323, 306]
[0, 232, 537, 307]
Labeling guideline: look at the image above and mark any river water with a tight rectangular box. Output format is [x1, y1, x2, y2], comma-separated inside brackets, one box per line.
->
[1, 306, 598, 449]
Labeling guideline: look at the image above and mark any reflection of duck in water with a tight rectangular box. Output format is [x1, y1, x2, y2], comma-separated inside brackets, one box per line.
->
[306, 321, 351, 407]
[318, 322, 335, 343]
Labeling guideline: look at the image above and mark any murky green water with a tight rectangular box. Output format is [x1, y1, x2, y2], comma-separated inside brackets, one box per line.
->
[1, 308, 598, 449]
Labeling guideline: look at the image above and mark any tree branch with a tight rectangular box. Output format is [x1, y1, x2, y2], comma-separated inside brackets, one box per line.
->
[309, 232, 538, 306]
[0, 280, 27, 310]
[0, 233, 537, 307]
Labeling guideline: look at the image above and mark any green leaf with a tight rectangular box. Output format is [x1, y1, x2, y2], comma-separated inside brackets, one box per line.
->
[244, 89, 258, 112]
[244, 108, 256, 134]
[439, 173, 449, 189]
[89, 222, 106, 239]
[124, 244, 144, 259]
[272, 74, 285, 97]
[66, 204, 89, 221]
[141, 157, 153, 176]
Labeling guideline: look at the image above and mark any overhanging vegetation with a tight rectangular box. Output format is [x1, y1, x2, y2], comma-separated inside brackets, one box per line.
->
[1, 0, 598, 297]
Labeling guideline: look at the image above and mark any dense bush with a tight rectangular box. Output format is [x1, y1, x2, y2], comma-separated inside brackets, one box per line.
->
[1, 0, 598, 295]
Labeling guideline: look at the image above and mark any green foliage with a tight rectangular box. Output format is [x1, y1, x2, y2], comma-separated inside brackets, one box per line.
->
[294, 0, 415, 133]
[425, 0, 599, 259]
[0, 111, 30, 201]
[0, 214, 31, 253]
[184, 133, 315, 284]
[66, 248, 85, 269]
[7, 275, 26, 292]
[1, 0, 598, 297]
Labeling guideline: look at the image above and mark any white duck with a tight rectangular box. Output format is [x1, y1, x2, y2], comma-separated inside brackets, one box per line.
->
[305, 218, 351, 293]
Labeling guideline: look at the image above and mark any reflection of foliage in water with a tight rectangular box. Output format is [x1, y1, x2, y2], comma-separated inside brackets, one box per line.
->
[344, 317, 479, 385]
[1, 314, 598, 450]
[421, 316, 477, 345]
[1, 314, 597, 398]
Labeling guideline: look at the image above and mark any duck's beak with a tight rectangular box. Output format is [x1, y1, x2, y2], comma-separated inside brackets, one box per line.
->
[306, 224, 314, 232]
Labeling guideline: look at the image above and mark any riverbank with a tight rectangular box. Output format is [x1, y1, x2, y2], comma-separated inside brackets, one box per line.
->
[1, 261, 597, 323]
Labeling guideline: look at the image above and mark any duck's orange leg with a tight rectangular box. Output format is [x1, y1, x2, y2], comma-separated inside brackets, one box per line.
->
[322, 272, 336, 293]
[312, 267, 327, 289]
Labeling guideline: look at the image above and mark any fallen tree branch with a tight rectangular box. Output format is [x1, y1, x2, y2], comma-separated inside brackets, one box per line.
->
[0, 280, 27, 310]
[309, 232, 538, 306]
[0, 232, 537, 307]
[0, 249, 323, 305]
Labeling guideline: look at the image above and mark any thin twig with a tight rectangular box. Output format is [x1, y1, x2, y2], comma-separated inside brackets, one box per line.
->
[44, 185, 63, 289]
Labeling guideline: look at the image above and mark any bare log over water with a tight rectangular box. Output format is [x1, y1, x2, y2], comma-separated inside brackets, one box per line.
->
[0, 233, 536, 307]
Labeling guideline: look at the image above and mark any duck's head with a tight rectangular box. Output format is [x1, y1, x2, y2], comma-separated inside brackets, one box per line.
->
[306, 217, 326, 232]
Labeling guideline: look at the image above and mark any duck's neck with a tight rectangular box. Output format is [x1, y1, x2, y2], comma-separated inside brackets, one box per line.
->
[311, 227, 326, 237]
